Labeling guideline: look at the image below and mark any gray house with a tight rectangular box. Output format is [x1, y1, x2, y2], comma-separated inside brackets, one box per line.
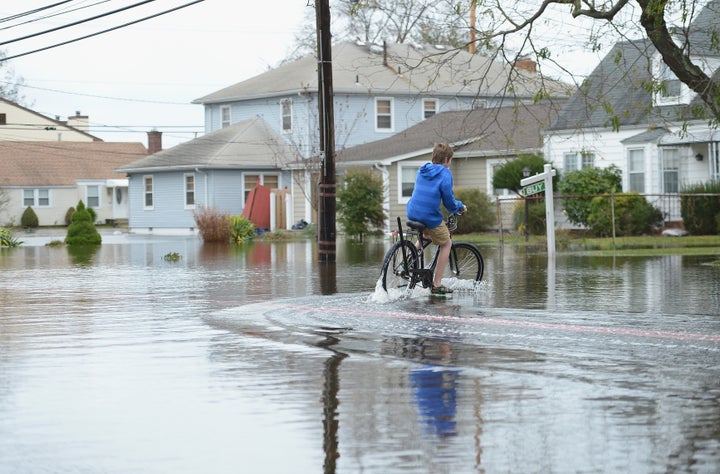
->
[543, 0, 720, 223]
[335, 101, 564, 232]
[119, 41, 568, 233]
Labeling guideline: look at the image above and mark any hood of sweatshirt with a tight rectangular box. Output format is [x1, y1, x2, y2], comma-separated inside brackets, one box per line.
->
[418, 163, 445, 179]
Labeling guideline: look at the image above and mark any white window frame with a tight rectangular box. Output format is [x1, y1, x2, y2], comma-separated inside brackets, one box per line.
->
[22, 188, 51, 208]
[184, 173, 195, 209]
[661, 147, 680, 193]
[375, 97, 394, 132]
[281, 98, 292, 133]
[143, 175, 154, 210]
[242, 172, 281, 203]
[85, 184, 101, 209]
[422, 98, 438, 119]
[627, 148, 645, 193]
[221, 105, 231, 128]
[563, 151, 595, 173]
[397, 161, 424, 204]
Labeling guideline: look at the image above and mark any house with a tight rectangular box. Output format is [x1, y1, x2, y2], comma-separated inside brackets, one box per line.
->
[119, 41, 568, 234]
[334, 101, 564, 232]
[193, 41, 569, 159]
[0, 141, 149, 227]
[115, 117, 300, 233]
[543, 0, 720, 223]
[0, 98, 100, 142]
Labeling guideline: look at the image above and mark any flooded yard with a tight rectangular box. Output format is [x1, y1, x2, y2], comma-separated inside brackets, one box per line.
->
[1, 231, 718, 473]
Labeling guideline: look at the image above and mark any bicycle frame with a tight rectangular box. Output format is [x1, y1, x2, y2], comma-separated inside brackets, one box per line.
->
[396, 217, 439, 289]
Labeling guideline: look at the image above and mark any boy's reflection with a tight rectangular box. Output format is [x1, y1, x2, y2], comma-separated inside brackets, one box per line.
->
[409, 339, 459, 438]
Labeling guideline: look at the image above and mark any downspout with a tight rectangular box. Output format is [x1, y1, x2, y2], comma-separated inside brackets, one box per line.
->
[374, 163, 391, 233]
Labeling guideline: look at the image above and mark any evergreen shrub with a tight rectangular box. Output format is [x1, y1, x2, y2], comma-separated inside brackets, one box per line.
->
[65, 200, 102, 245]
[21, 206, 39, 228]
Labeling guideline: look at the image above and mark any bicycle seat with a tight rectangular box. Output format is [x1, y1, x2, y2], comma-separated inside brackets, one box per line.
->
[406, 220, 427, 232]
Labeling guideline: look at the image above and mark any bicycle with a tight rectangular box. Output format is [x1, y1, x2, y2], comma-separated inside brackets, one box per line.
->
[380, 214, 484, 292]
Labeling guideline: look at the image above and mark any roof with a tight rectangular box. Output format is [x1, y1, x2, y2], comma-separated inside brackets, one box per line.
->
[336, 101, 565, 164]
[0, 97, 102, 142]
[116, 116, 301, 173]
[547, 1, 720, 132]
[0, 141, 148, 187]
[194, 41, 570, 104]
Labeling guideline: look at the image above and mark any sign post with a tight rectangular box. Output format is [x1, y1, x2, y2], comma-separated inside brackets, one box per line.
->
[520, 164, 557, 256]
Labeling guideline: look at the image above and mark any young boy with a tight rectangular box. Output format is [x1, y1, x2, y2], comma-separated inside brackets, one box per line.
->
[406, 143, 467, 295]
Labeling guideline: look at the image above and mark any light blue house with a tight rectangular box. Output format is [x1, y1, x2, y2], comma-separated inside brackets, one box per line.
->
[119, 41, 567, 233]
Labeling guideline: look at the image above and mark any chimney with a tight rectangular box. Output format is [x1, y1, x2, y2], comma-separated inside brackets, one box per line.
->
[514, 57, 537, 73]
[66, 111, 89, 131]
[147, 130, 162, 154]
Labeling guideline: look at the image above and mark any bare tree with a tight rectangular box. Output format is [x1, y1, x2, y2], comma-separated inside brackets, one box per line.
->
[0, 50, 27, 104]
[471, 0, 720, 123]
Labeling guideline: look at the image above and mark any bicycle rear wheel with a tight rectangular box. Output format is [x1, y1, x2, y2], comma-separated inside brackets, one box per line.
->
[444, 242, 484, 282]
[381, 240, 419, 291]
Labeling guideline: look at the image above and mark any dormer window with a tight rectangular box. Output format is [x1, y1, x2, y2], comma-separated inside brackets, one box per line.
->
[654, 59, 690, 106]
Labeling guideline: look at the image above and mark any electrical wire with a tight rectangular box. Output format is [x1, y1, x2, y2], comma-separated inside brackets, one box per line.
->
[0, 1, 112, 31]
[0, 0, 205, 62]
[0, 1, 73, 24]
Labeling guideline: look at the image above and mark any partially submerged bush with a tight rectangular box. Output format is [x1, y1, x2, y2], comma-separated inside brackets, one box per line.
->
[65, 200, 102, 246]
[0, 227, 22, 247]
[230, 215, 255, 244]
[587, 193, 663, 237]
[681, 181, 720, 235]
[64, 207, 75, 226]
[21, 206, 39, 228]
[193, 206, 231, 243]
[452, 188, 495, 234]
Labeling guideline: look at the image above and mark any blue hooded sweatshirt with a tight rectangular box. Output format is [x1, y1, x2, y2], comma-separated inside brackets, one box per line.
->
[406, 163, 464, 229]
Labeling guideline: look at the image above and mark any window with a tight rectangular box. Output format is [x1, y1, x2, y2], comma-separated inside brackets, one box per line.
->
[662, 148, 679, 193]
[144, 176, 154, 209]
[660, 63, 682, 99]
[563, 151, 595, 172]
[398, 164, 420, 203]
[243, 174, 279, 203]
[221, 106, 231, 128]
[184, 173, 195, 208]
[422, 99, 437, 119]
[0, 113, 6, 125]
[376, 98, 393, 131]
[627, 149, 645, 193]
[22, 189, 50, 207]
[563, 152, 578, 173]
[86, 185, 100, 208]
[281, 99, 292, 132]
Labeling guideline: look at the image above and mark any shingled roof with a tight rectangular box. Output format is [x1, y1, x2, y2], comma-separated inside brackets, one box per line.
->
[0, 141, 147, 187]
[194, 41, 570, 104]
[116, 116, 301, 173]
[336, 101, 564, 164]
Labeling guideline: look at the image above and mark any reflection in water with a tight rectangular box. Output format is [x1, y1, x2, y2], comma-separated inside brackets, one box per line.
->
[66, 244, 99, 266]
[315, 330, 348, 474]
[410, 341, 459, 438]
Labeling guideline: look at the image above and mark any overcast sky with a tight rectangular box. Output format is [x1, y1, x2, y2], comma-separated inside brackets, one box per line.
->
[1, 0, 310, 148]
[1, 1, 606, 150]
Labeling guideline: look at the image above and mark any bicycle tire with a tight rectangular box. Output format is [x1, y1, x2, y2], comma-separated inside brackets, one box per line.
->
[444, 242, 484, 282]
[381, 240, 419, 291]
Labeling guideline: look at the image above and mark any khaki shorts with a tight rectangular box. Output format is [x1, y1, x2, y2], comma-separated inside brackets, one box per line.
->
[424, 222, 451, 246]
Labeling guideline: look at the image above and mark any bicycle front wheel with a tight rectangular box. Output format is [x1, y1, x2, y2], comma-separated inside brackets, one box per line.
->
[381, 240, 419, 291]
[444, 242, 484, 282]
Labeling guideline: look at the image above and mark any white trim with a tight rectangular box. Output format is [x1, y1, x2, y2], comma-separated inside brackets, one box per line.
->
[422, 98, 438, 119]
[143, 175, 154, 210]
[184, 172, 196, 210]
[397, 161, 426, 204]
[375, 97, 394, 133]
[281, 98, 292, 133]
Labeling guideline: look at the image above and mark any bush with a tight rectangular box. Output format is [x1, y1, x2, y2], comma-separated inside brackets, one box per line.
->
[587, 193, 663, 237]
[87, 206, 97, 224]
[512, 199, 547, 235]
[230, 215, 256, 244]
[65, 200, 102, 246]
[21, 206, 39, 228]
[0, 227, 22, 247]
[681, 181, 720, 235]
[491, 153, 557, 193]
[451, 188, 495, 233]
[337, 168, 385, 240]
[64, 207, 75, 226]
[194, 206, 231, 243]
[557, 165, 622, 227]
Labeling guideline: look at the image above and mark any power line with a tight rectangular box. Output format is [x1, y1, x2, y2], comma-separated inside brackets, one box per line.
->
[0, 1, 112, 31]
[0, 0, 205, 62]
[0, 0, 159, 47]
[0, 1, 73, 24]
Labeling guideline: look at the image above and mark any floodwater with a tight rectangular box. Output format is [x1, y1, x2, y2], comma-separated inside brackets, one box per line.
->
[1, 231, 719, 473]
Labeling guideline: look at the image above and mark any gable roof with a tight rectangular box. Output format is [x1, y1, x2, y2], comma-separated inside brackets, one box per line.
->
[194, 41, 570, 104]
[336, 101, 564, 164]
[0, 141, 147, 187]
[0, 97, 102, 142]
[547, 1, 720, 132]
[116, 116, 301, 173]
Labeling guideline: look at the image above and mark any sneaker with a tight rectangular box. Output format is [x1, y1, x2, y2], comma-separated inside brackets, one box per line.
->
[431, 285, 453, 295]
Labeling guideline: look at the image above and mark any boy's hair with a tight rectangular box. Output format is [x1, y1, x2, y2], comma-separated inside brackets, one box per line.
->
[431, 143, 454, 164]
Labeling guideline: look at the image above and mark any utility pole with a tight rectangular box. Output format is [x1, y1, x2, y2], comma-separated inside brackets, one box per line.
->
[316, 0, 336, 263]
